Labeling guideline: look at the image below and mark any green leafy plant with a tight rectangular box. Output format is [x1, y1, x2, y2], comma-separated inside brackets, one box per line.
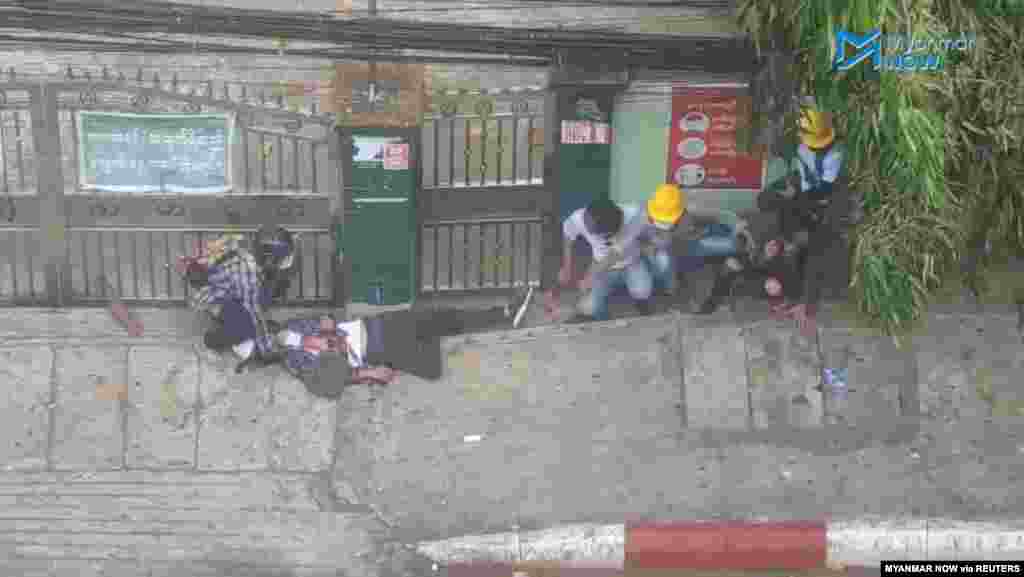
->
[737, 0, 1022, 337]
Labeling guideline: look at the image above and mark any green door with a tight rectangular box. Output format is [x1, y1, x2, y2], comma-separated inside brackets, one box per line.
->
[340, 128, 419, 305]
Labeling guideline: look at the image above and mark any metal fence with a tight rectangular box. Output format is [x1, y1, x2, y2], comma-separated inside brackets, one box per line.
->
[419, 215, 547, 293]
[418, 102, 549, 295]
[1, 73, 340, 307]
[0, 226, 335, 305]
[421, 109, 544, 188]
[3, 71, 553, 306]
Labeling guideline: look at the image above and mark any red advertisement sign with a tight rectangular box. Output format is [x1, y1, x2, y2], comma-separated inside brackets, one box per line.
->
[667, 86, 762, 189]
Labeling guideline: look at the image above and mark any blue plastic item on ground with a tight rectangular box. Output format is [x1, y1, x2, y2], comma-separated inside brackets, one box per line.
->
[823, 367, 849, 402]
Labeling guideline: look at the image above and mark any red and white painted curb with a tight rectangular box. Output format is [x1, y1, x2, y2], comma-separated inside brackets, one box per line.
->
[417, 519, 1024, 570]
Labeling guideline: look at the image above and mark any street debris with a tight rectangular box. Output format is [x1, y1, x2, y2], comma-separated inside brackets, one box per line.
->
[99, 275, 144, 337]
[95, 382, 128, 401]
[160, 381, 178, 419]
[822, 367, 848, 402]
[463, 434, 483, 444]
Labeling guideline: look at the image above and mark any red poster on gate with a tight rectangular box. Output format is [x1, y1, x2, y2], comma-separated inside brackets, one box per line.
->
[667, 86, 762, 190]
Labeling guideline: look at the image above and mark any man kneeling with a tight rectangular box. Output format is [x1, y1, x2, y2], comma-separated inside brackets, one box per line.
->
[278, 292, 532, 398]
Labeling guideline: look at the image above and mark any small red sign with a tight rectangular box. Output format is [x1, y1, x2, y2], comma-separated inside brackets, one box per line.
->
[383, 142, 409, 170]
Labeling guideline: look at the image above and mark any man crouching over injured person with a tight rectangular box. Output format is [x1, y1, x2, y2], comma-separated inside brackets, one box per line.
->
[277, 291, 532, 398]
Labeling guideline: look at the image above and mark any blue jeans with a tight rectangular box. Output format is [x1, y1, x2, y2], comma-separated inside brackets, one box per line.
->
[580, 250, 675, 320]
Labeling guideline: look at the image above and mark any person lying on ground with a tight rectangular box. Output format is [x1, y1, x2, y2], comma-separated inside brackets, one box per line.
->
[278, 291, 533, 398]
[567, 184, 698, 322]
[543, 198, 634, 320]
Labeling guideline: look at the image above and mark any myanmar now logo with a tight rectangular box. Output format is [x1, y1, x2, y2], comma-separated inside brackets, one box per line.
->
[833, 29, 950, 73]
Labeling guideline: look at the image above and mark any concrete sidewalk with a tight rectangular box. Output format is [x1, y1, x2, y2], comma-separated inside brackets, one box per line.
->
[330, 303, 1024, 554]
[1, 303, 1023, 575]
[0, 307, 424, 576]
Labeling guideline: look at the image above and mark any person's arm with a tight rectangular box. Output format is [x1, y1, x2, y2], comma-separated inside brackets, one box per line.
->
[351, 365, 396, 384]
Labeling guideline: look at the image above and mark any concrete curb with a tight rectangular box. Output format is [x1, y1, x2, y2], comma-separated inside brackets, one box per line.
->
[417, 519, 1024, 570]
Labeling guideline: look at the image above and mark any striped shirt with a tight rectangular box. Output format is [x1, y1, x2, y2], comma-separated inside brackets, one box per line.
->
[190, 249, 273, 355]
[281, 317, 367, 378]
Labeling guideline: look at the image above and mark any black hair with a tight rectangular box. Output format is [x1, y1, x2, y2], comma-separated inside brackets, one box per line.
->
[585, 198, 624, 238]
[298, 353, 352, 400]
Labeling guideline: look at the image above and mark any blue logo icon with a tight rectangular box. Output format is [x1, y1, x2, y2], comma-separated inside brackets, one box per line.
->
[833, 29, 882, 71]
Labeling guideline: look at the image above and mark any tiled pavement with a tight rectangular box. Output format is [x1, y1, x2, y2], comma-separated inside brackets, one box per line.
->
[2, 302, 1024, 575]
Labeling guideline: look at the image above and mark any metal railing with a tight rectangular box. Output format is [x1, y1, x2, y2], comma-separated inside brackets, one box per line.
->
[419, 215, 547, 294]
[0, 226, 46, 304]
[1, 107, 36, 195]
[0, 226, 334, 306]
[62, 227, 335, 305]
[242, 125, 330, 195]
[422, 111, 544, 189]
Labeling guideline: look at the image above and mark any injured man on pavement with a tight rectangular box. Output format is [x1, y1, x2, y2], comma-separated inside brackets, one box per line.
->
[275, 290, 533, 399]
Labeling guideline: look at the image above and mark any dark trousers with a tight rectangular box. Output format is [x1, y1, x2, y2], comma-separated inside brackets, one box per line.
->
[363, 307, 507, 381]
[757, 188, 840, 305]
[758, 188, 826, 243]
[704, 266, 743, 311]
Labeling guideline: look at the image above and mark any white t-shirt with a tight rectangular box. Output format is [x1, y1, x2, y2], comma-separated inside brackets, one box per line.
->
[281, 319, 367, 368]
[337, 320, 367, 369]
[562, 203, 640, 266]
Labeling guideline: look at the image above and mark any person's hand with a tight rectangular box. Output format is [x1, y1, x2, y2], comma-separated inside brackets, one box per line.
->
[364, 366, 397, 384]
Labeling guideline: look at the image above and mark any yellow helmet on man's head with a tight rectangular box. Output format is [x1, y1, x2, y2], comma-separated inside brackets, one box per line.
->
[798, 108, 835, 150]
[647, 183, 686, 228]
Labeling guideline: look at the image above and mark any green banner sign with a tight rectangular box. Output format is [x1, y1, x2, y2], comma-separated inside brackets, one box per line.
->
[77, 111, 232, 193]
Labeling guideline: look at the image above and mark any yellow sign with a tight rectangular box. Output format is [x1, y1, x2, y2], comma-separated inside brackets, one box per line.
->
[160, 381, 178, 419]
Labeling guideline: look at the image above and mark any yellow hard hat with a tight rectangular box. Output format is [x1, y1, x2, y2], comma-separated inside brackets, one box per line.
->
[647, 183, 686, 227]
[798, 108, 835, 150]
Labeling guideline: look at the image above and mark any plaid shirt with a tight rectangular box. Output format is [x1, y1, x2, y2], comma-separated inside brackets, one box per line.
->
[191, 249, 273, 355]
[281, 317, 365, 377]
